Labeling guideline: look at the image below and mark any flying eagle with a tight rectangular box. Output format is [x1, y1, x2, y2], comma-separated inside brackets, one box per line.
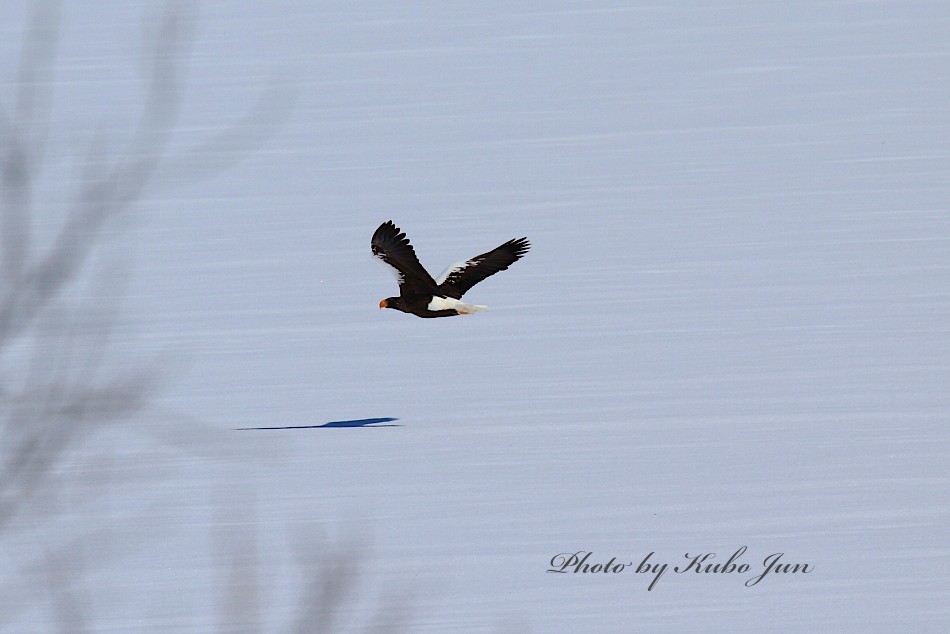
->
[372, 220, 530, 318]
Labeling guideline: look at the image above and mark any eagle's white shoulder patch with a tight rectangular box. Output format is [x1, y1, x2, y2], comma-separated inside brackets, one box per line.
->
[373, 253, 404, 284]
[435, 261, 472, 285]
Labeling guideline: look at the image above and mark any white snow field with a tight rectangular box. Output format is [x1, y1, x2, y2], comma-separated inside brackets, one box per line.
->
[1, 1, 948, 632]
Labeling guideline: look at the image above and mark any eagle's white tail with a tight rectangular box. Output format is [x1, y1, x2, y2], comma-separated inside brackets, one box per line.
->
[427, 296, 490, 314]
[456, 303, 489, 315]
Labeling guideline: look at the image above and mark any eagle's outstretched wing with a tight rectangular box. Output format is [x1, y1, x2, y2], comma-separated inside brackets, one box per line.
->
[435, 237, 530, 298]
[371, 221, 436, 295]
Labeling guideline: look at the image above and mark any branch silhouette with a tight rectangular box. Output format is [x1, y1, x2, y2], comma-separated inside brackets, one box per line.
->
[0, 3, 414, 632]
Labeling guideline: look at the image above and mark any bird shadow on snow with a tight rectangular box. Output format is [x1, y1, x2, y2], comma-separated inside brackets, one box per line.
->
[234, 417, 400, 430]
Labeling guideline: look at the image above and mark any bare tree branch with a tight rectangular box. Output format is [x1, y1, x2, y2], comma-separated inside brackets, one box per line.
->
[1, 3, 415, 632]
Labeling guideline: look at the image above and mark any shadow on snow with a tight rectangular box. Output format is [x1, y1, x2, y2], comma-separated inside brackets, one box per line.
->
[234, 417, 400, 430]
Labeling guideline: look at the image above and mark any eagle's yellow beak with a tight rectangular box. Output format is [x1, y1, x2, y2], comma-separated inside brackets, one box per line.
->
[379, 299, 388, 309]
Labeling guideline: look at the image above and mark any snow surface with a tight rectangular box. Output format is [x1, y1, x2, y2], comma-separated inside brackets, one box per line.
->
[1, 1, 948, 631]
